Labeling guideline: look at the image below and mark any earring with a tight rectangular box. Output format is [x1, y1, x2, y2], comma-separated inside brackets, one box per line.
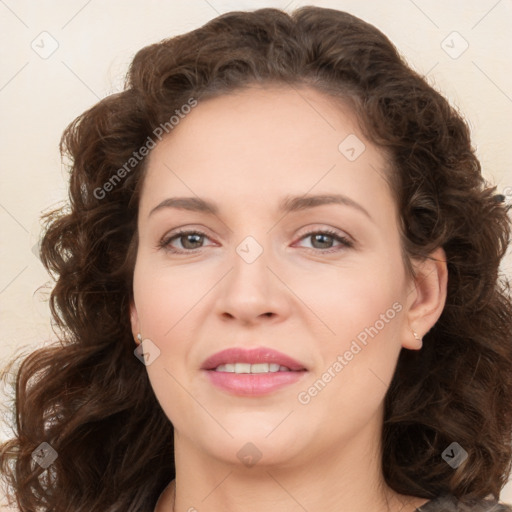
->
[412, 329, 422, 348]
[136, 333, 142, 345]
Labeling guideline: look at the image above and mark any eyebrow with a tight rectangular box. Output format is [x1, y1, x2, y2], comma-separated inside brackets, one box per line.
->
[149, 193, 372, 221]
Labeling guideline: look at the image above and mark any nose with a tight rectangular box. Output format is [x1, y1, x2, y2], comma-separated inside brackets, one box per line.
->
[214, 238, 291, 326]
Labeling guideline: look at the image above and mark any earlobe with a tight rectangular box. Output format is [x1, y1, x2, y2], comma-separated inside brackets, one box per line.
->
[402, 247, 448, 350]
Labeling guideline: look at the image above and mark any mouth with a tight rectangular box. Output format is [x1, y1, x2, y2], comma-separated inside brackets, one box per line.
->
[201, 347, 308, 396]
[201, 347, 308, 373]
[212, 363, 296, 373]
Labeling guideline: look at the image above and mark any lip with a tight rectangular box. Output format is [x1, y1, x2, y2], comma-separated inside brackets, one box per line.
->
[201, 347, 308, 396]
[200, 347, 307, 371]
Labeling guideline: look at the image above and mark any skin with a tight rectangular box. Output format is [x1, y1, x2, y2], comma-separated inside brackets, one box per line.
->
[130, 84, 447, 512]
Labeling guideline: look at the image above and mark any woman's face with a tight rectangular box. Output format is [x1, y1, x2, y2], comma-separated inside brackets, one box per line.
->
[130, 84, 427, 468]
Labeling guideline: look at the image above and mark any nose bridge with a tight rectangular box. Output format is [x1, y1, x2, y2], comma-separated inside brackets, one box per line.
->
[228, 204, 274, 269]
[215, 229, 285, 321]
[235, 234, 266, 266]
[231, 232, 272, 294]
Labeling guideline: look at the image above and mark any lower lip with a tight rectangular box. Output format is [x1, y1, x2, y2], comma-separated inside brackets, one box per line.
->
[203, 370, 307, 396]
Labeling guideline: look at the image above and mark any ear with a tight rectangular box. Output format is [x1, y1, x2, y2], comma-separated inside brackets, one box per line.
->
[402, 247, 448, 350]
[130, 300, 141, 345]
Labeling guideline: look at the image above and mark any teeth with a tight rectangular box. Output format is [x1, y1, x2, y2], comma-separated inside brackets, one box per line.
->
[213, 363, 292, 373]
[251, 363, 271, 373]
[235, 363, 251, 373]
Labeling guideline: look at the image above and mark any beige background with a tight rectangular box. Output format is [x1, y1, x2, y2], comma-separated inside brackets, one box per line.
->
[1, 0, 511, 509]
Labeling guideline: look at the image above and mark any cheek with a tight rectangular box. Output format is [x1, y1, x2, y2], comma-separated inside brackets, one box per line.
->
[301, 258, 403, 345]
[132, 255, 222, 401]
[132, 255, 204, 340]
[297, 257, 405, 400]
[132, 258, 201, 425]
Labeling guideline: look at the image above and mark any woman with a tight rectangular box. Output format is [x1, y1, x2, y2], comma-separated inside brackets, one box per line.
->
[1, 6, 511, 512]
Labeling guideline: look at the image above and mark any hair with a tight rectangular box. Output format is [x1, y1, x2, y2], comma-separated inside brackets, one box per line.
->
[1, 5, 511, 512]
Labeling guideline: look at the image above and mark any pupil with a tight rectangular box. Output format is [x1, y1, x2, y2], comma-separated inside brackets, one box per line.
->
[314, 234, 332, 248]
[184, 234, 202, 248]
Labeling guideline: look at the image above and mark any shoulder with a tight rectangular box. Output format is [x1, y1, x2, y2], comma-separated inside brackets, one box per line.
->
[417, 494, 512, 512]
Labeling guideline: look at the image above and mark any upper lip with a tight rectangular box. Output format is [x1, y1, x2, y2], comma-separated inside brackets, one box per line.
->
[201, 347, 308, 371]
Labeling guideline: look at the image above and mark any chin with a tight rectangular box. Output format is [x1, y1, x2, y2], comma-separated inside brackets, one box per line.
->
[192, 418, 312, 465]
[204, 436, 304, 469]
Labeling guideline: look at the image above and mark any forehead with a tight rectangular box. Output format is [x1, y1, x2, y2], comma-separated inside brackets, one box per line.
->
[140, 84, 394, 221]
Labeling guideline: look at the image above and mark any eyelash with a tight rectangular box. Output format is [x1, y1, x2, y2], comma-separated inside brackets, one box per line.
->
[158, 228, 354, 255]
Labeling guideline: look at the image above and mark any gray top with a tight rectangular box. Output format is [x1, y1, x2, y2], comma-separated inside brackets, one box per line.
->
[416, 494, 512, 511]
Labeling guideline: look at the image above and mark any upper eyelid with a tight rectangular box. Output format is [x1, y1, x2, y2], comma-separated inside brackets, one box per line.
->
[162, 224, 350, 238]
[162, 227, 215, 243]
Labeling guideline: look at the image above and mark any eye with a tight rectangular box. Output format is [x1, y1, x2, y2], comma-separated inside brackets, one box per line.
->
[295, 229, 353, 253]
[158, 229, 213, 253]
[158, 228, 354, 255]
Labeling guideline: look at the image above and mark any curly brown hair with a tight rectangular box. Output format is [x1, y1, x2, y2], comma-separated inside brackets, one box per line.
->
[1, 6, 511, 512]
